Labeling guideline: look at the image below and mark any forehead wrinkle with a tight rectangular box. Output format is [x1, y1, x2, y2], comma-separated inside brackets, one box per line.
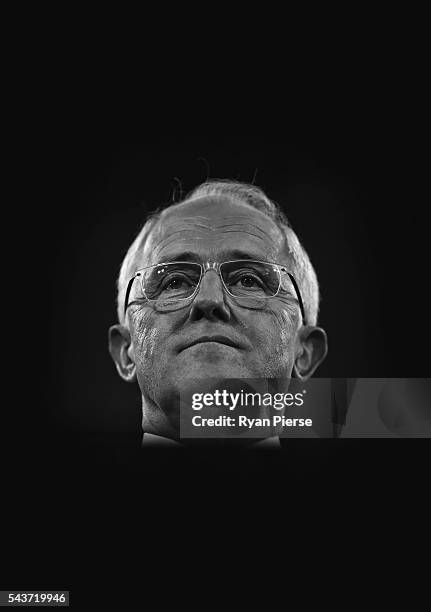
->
[210, 228, 273, 239]
[162, 213, 269, 222]
[204, 222, 277, 239]
[159, 221, 280, 241]
[163, 221, 220, 231]
[160, 219, 275, 234]
[155, 229, 275, 254]
[162, 211, 280, 229]
[198, 229, 271, 242]
[153, 234, 268, 258]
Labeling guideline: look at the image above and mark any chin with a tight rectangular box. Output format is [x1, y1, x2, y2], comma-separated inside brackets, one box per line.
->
[176, 343, 248, 374]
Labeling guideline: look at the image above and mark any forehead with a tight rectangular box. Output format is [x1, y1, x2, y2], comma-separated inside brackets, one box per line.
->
[141, 196, 288, 265]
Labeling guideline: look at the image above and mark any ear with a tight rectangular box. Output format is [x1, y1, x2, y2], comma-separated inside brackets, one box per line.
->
[294, 325, 328, 380]
[108, 324, 137, 383]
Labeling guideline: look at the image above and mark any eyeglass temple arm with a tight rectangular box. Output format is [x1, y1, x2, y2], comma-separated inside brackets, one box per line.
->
[286, 272, 307, 325]
[123, 274, 139, 317]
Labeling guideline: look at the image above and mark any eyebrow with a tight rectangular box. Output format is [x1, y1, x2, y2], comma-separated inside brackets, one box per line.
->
[153, 249, 268, 264]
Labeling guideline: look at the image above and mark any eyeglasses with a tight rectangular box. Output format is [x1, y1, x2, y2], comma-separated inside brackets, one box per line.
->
[124, 260, 306, 323]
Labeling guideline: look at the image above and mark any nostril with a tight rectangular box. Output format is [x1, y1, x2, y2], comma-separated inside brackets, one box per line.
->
[189, 301, 231, 322]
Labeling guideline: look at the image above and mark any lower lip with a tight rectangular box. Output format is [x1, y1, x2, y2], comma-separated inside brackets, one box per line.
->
[185, 341, 238, 350]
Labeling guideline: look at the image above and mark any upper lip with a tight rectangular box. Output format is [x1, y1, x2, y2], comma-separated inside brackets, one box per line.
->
[179, 334, 243, 352]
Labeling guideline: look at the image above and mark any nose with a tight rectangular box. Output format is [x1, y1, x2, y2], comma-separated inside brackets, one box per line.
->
[188, 269, 231, 322]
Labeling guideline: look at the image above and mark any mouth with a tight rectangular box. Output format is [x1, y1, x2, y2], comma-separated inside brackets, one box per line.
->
[179, 335, 241, 352]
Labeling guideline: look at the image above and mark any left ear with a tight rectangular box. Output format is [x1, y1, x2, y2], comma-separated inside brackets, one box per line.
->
[294, 325, 328, 380]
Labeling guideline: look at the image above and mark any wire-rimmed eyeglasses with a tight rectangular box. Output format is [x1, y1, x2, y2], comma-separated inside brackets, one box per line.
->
[124, 260, 306, 324]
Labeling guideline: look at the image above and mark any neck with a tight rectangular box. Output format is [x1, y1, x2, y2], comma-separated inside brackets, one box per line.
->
[141, 395, 180, 441]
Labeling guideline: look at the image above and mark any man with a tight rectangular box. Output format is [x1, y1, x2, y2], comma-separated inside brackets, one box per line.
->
[108, 180, 328, 446]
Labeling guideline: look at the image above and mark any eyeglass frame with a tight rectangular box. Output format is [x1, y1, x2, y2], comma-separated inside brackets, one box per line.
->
[123, 260, 307, 324]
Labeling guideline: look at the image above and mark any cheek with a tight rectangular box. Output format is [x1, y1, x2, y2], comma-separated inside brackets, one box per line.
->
[270, 308, 298, 352]
[278, 308, 297, 347]
[245, 307, 297, 359]
[131, 309, 161, 361]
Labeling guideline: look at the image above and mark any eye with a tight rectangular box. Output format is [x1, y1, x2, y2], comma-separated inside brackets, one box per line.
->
[228, 271, 266, 291]
[161, 274, 193, 292]
[237, 274, 262, 288]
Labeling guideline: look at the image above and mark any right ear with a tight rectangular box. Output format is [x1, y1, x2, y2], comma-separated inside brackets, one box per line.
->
[108, 324, 137, 383]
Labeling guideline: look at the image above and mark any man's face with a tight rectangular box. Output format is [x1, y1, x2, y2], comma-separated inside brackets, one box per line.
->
[126, 197, 304, 432]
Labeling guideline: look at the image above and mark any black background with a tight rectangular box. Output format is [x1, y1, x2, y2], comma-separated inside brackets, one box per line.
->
[3, 42, 429, 603]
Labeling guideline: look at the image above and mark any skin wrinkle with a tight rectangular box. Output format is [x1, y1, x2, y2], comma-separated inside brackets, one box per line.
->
[133, 308, 159, 359]
[152, 227, 279, 259]
[278, 307, 298, 347]
[160, 213, 277, 226]
[156, 222, 269, 234]
[149, 228, 285, 270]
[176, 223, 274, 239]
[149, 212, 282, 246]
[264, 303, 298, 372]
[144, 329, 158, 359]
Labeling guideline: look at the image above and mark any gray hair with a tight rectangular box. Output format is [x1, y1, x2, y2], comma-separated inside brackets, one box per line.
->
[117, 180, 320, 326]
